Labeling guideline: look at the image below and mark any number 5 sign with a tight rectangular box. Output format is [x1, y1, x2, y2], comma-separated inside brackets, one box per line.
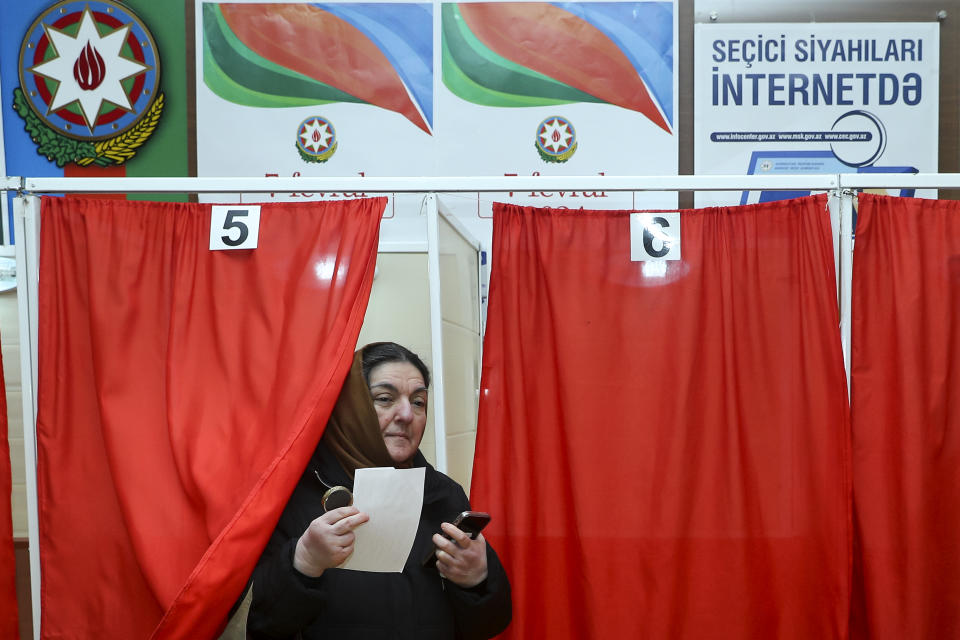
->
[210, 205, 261, 251]
[630, 212, 681, 262]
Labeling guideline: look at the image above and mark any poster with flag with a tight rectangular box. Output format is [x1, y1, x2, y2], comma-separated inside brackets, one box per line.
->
[195, 0, 436, 245]
[194, 0, 678, 246]
[198, 1, 435, 169]
[437, 0, 677, 227]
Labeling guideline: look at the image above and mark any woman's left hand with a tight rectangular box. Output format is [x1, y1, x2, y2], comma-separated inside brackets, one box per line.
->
[432, 522, 489, 588]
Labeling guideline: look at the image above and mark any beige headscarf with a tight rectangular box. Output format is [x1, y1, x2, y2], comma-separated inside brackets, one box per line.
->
[320, 345, 396, 478]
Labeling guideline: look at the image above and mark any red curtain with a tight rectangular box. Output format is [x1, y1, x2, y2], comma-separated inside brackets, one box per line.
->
[850, 193, 960, 639]
[0, 339, 19, 639]
[472, 196, 851, 639]
[36, 196, 384, 639]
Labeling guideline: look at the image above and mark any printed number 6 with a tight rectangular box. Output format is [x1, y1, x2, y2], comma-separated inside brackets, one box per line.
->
[222, 209, 249, 247]
[642, 216, 671, 258]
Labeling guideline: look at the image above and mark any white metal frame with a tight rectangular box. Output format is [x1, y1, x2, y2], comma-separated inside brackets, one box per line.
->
[12, 195, 40, 638]
[425, 197, 484, 475]
[424, 194, 448, 473]
[5, 174, 837, 194]
[5, 171, 959, 639]
[436, 197, 485, 408]
[838, 190, 855, 397]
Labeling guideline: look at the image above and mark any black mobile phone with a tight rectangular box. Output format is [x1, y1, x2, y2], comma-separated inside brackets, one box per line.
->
[422, 511, 491, 568]
[450, 511, 491, 538]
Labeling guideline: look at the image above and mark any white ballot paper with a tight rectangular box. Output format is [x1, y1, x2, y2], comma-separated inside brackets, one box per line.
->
[339, 466, 425, 572]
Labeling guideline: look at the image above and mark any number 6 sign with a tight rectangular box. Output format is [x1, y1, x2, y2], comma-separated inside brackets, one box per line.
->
[630, 212, 681, 262]
[210, 205, 261, 251]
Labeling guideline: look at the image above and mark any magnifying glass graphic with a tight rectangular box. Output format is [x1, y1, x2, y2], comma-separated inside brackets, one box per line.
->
[321, 485, 353, 512]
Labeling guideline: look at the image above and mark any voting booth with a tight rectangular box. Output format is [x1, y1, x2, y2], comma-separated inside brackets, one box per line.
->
[1, 173, 959, 640]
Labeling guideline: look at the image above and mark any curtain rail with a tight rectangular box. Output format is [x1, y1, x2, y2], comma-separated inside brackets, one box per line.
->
[2, 174, 842, 193]
[7, 173, 960, 194]
[838, 173, 960, 189]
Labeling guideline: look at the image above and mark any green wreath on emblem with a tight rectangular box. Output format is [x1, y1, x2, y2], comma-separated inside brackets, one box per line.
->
[13, 87, 164, 168]
[297, 141, 338, 164]
[536, 141, 578, 164]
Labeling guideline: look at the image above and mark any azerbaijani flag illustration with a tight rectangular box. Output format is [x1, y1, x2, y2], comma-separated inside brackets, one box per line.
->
[442, 2, 673, 133]
[203, 2, 434, 134]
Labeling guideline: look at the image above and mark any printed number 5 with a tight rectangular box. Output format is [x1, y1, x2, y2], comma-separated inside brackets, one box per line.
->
[222, 209, 249, 247]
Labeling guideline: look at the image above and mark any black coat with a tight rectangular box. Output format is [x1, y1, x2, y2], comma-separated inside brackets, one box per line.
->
[246, 443, 512, 639]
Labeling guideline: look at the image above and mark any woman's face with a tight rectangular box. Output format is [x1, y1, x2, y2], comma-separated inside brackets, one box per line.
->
[368, 361, 428, 467]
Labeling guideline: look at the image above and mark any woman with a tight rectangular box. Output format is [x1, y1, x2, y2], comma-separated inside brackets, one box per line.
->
[246, 342, 512, 639]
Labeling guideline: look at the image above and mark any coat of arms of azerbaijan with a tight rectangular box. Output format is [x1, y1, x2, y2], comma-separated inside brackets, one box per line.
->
[15, 0, 163, 167]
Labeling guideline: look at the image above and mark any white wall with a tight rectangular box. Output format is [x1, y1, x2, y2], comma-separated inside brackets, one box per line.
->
[356, 252, 436, 463]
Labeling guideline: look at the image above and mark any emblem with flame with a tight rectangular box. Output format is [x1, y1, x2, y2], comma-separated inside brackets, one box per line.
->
[15, 0, 163, 167]
[296, 116, 337, 164]
[535, 115, 577, 163]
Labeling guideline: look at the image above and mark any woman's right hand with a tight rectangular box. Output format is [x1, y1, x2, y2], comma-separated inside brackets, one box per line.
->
[293, 506, 369, 577]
